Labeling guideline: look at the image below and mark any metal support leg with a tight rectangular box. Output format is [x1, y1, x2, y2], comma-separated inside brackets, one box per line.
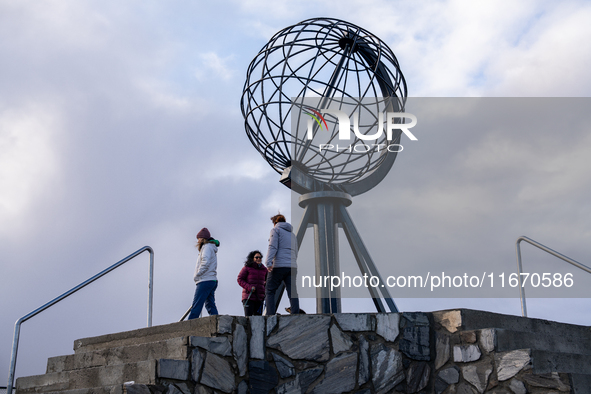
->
[296, 203, 313, 248]
[339, 204, 398, 312]
[339, 212, 386, 313]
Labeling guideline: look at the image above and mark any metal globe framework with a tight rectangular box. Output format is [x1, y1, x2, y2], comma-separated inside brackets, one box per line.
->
[241, 18, 407, 194]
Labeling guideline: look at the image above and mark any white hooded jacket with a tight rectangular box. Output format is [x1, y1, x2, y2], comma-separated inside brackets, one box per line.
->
[194, 243, 218, 283]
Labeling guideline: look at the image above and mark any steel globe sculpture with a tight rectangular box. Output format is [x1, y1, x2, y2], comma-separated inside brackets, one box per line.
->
[241, 18, 407, 195]
[241, 18, 407, 313]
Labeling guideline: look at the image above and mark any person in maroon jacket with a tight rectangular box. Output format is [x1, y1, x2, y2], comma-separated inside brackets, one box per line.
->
[237, 250, 267, 316]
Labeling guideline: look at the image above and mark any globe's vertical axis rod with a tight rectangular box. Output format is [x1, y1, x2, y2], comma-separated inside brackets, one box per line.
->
[301, 39, 355, 312]
[314, 199, 342, 312]
[296, 39, 353, 162]
[314, 203, 331, 312]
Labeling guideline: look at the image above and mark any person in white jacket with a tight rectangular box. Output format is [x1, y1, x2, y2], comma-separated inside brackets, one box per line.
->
[188, 227, 219, 319]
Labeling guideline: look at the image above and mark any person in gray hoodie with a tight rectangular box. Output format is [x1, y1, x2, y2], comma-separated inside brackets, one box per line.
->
[264, 214, 300, 315]
[188, 227, 219, 319]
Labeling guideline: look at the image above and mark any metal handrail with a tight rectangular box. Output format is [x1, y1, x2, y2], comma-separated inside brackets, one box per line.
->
[516, 236, 591, 317]
[179, 306, 192, 322]
[6, 246, 154, 394]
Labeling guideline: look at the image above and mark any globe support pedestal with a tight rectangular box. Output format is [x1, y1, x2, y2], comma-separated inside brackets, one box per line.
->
[295, 191, 399, 314]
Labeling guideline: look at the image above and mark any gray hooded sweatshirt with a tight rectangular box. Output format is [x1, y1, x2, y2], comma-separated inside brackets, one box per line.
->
[265, 222, 298, 269]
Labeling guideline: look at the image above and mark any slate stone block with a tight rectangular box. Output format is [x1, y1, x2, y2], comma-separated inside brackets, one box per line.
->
[402, 312, 429, 326]
[438, 366, 459, 384]
[271, 353, 295, 378]
[200, 353, 235, 393]
[173, 383, 191, 394]
[406, 361, 430, 393]
[434, 377, 450, 394]
[276, 367, 323, 394]
[479, 328, 496, 353]
[193, 384, 212, 394]
[456, 382, 478, 394]
[399, 326, 430, 360]
[495, 349, 530, 381]
[297, 367, 323, 392]
[191, 349, 204, 382]
[453, 344, 481, 363]
[237, 380, 248, 394]
[521, 372, 570, 391]
[233, 324, 247, 376]
[310, 352, 357, 393]
[358, 335, 369, 386]
[190, 336, 232, 357]
[250, 316, 266, 360]
[462, 359, 492, 393]
[376, 313, 400, 342]
[334, 313, 375, 331]
[267, 315, 330, 361]
[266, 315, 277, 335]
[276, 378, 298, 394]
[217, 315, 233, 334]
[165, 384, 183, 394]
[249, 360, 278, 394]
[157, 359, 190, 381]
[434, 332, 450, 370]
[329, 324, 352, 354]
[370, 343, 404, 393]
[509, 379, 527, 394]
[124, 384, 151, 394]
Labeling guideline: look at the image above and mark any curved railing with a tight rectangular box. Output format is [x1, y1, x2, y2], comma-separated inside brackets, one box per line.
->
[516, 236, 591, 317]
[6, 246, 154, 394]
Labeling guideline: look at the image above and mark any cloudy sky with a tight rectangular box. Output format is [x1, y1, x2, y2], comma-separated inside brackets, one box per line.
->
[2, 0, 591, 381]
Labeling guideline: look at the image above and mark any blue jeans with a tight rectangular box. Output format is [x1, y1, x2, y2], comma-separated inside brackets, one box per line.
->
[265, 267, 299, 315]
[188, 280, 218, 319]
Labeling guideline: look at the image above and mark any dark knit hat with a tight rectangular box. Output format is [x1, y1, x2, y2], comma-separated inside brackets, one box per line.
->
[196, 228, 211, 239]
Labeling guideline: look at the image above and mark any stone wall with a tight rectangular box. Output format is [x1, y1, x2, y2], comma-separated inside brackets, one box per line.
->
[431, 311, 572, 393]
[125, 312, 574, 394]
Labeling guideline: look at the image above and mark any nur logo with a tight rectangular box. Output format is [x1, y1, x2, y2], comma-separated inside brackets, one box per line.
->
[303, 107, 418, 153]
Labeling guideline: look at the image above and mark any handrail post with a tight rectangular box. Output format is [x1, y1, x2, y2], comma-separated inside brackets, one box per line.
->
[6, 246, 154, 394]
[515, 237, 528, 317]
[148, 248, 154, 327]
[7, 319, 23, 394]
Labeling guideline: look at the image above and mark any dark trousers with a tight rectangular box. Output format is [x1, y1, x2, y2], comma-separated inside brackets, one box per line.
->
[243, 299, 263, 316]
[265, 267, 299, 315]
[188, 280, 218, 319]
